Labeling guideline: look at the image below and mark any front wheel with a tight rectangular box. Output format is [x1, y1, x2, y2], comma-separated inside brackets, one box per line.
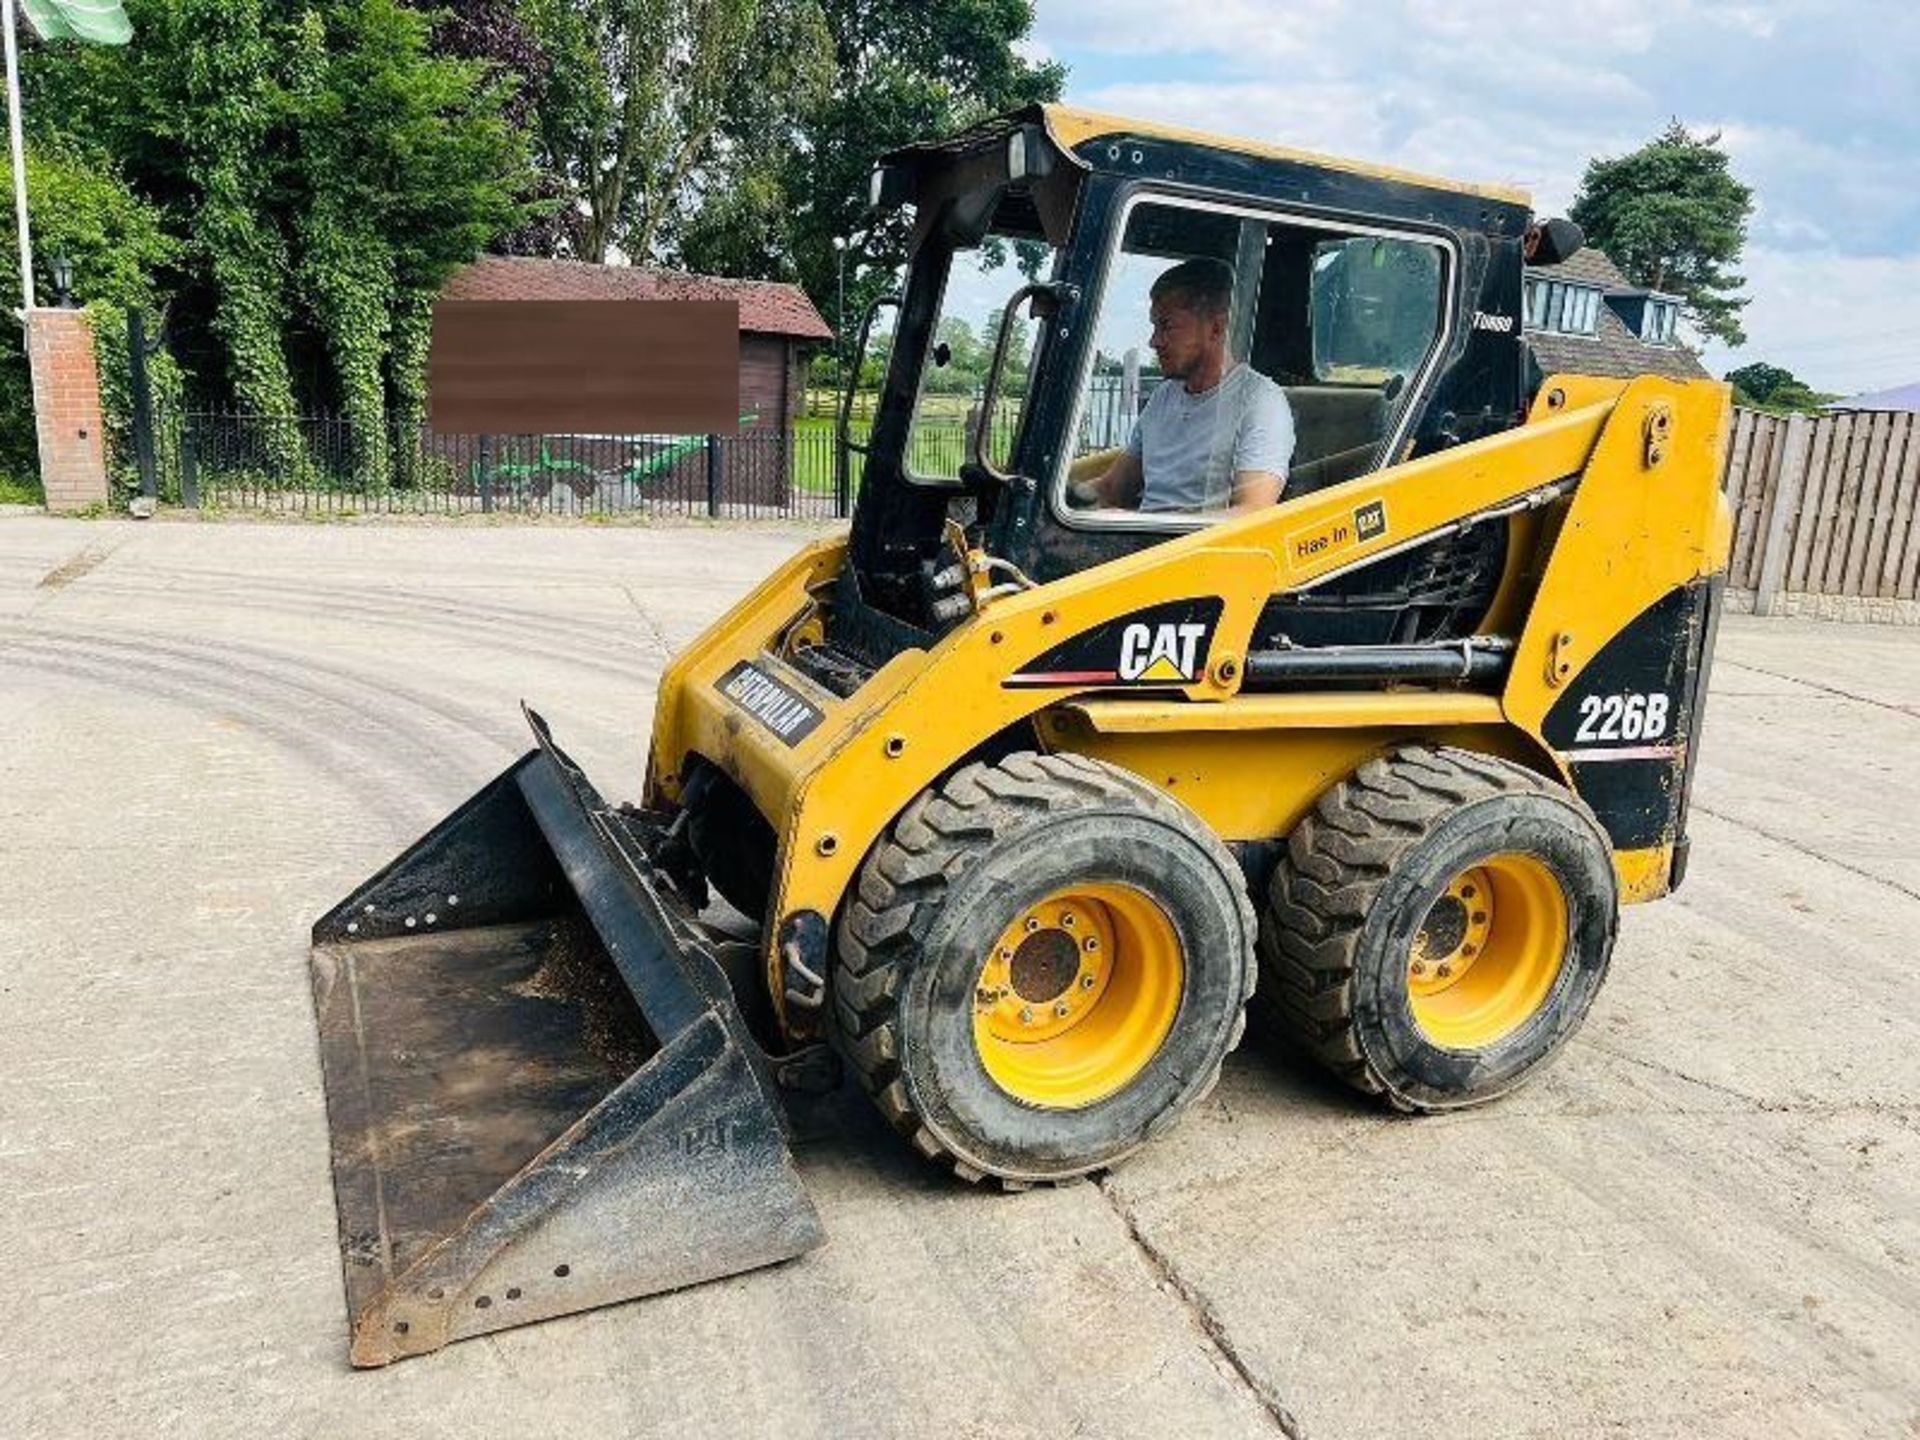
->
[833, 752, 1256, 1184]
[1259, 745, 1618, 1110]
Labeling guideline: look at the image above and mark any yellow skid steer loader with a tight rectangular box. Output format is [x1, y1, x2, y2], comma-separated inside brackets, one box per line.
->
[310, 105, 1732, 1364]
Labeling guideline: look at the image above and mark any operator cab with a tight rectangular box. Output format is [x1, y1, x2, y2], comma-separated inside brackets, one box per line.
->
[834, 106, 1578, 660]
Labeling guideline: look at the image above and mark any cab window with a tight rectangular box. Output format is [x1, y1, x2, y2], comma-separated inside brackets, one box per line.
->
[904, 235, 1057, 485]
[1061, 200, 1450, 522]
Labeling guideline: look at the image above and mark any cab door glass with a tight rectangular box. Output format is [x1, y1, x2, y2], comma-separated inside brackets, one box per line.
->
[1064, 202, 1256, 515]
[1061, 201, 1449, 522]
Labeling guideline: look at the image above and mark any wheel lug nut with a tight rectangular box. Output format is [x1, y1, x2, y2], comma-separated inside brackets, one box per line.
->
[1024, 917, 1040, 933]
[1060, 912, 1076, 928]
[1437, 964, 1453, 979]
[1020, 1006, 1035, 1024]
[1080, 973, 1097, 989]
[999, 947, 1013, 962]
[1054, 1002, 1071, 1018]
[1083, 936, 1099, 952]
[1411, 962, 1427, 977]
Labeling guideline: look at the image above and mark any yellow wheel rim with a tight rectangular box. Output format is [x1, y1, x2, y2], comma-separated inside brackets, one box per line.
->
[1407, 855, 1569, 1051]
[972, 883, 1185, 1110]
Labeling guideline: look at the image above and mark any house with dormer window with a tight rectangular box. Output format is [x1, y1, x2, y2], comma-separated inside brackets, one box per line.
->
[1523, 246, 1706, 381]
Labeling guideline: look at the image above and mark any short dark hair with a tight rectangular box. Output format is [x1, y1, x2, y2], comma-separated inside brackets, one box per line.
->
[1150, 257, 1234, 318]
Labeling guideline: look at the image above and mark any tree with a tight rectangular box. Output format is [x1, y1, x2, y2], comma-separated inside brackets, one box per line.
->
[665, 0, 834, 278]
[289, 0, 533, 482]
[25, 0, 536, 477]
[20, 0, 309, 465]
[0, 144, 178, 490]
[1726, 361, 1835, 415]
[406, 0, 578, 255]
[1569, 122, 1754, 346]
[678, 0, 1062, 352]
[521, 0, 822, 265]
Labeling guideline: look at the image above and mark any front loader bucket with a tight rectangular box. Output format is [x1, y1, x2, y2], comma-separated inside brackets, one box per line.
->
[308, 707, 824, 1367]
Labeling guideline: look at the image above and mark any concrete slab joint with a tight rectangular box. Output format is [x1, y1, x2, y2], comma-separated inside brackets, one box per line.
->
[26, 306, 110, 514]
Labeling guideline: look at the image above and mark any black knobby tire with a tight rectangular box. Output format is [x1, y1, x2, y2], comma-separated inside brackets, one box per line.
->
[1258, 745, 1618, 1110]
[834, 751, 1256, 1185]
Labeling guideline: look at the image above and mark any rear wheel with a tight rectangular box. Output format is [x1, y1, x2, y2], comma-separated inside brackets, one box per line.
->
[1259, 745, 1617, 1109]
[834, 752, 1255, 1184]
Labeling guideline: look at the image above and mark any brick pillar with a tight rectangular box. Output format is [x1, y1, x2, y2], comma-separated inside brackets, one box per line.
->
[26, 307, 110, 514]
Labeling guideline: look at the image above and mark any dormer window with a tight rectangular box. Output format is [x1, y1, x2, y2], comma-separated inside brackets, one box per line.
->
[1642, 297, 1680, 346]
[1524, 278, 1601, 336]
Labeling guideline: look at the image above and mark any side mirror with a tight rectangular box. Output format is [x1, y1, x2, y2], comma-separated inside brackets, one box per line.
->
[1524, 218, 1585, 267]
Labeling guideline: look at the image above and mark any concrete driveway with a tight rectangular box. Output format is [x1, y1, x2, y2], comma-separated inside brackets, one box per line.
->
[1, 516, 1914, 1439]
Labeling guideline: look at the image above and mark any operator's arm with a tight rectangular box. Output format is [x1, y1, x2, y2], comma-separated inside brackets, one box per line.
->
[1075, 448, 1143, 509]
[1230, 469, 1284, 511]
[1228, 377, 1294, 513]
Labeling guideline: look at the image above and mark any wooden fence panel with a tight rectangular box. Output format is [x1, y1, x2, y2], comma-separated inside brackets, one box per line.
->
[1865, 414, 1913, 597]
[1892, 418, 1920, 599]
[1829, 410, 1872, 595]
[1844, 411, 1893, 595]
[1786, 412, 1837, 592]
[1812, 413, 1857, 591]
[1851, 413, 1889, 591]
[1751, 414, 1811, 615]
[1743, 414, 1782, 589]
[1725, 409, 1765, 585]
[1712, 405, 1920, 608]
[1827, 412, 1875, 593]
[1855, 412, 1901, 595]
[1892, 416, 1918, 596]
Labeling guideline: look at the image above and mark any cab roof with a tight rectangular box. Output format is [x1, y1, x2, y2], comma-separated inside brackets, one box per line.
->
[882, 103, 1532, 210]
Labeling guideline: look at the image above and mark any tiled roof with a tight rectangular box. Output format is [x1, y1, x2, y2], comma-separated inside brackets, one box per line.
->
[441, 256, 833, 341]
[1537, 246, 1635, 291]
[1525, 246, 1709, 382]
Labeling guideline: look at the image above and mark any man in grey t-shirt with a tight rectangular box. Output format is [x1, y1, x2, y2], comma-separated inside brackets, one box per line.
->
[1073, 257, 1293, 514]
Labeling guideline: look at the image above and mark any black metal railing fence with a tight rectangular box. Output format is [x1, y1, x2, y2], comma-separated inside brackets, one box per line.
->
[140, 407, 883, 520]
[128, 381, 1148, 519]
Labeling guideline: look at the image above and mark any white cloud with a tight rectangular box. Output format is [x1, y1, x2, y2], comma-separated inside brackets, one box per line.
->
[1703, 248, 1920, 396]
[1035, 0, 1918, 392]
[1710, 122, 1917, 255]
[1031, 0, 1345, 59]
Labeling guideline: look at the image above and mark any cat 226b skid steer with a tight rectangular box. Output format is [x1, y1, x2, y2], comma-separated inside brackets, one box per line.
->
[309, 105, 1731, 1364]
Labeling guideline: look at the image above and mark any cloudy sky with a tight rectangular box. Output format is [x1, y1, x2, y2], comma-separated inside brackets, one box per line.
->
[1026, 0, 1916, 398]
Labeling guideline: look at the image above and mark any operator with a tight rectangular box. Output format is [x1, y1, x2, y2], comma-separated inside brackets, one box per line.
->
[1072, 257, 1293, 514]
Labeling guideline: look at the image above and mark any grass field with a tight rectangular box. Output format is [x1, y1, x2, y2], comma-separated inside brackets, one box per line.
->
[0, 473, 44, 505]
[791, 405, 1021, 497]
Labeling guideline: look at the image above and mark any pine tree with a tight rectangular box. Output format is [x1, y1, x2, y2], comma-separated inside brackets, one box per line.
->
[1570, 122, 1754, 347]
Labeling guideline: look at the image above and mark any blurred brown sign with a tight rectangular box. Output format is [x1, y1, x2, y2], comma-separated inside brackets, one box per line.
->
[430, 300, 741, 434]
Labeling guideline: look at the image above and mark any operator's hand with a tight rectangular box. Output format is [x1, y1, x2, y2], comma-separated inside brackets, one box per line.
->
[1067, 477, 1104, 508]
[1074, 449, 1141, 510]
